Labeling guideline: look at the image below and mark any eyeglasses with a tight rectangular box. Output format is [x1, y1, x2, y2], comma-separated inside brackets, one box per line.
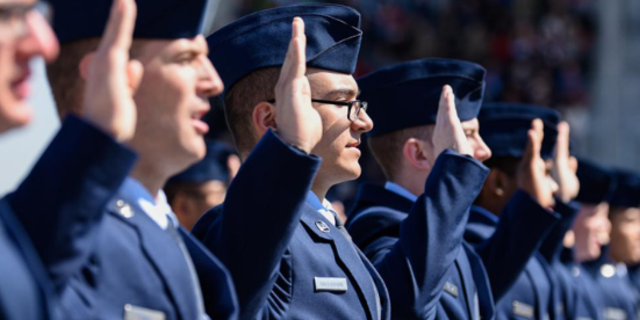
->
[268, 99, 368, 122]
[0, 1, 52, 40]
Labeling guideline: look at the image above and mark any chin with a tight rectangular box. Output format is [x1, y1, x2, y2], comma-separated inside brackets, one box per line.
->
[0, 101, 32, 133]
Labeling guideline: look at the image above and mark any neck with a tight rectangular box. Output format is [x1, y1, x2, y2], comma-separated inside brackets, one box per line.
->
[130, 160, 169, 200]
[311, 181, 330, 202]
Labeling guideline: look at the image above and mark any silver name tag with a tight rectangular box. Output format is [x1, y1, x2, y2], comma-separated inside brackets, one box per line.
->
[124, 304, 166, 320]
[443, 281, 459, 298]
[314, 277, 348, 292]
[512, 300, 534, 319]
[604, 307, 627, 320]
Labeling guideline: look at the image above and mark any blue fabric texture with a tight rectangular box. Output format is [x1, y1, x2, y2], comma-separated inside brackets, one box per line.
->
[479, 103, 560, 160]
[347, 150, 494, 320]
[207, 4, 362, 93]
[50, 0, 209, 43]
[358, 58, 486, 137]
[575, 157, 616, 205]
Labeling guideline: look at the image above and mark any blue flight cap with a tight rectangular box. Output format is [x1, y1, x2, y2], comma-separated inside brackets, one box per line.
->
[167, 140, 232, 185]
[358, 58, 486, 138]
[609, 170, 640, 208]
[207, 4, 362, 93]
[479, 103, 560, 160]
[575, 158, 615, 205]
[50, 0, 209, 43]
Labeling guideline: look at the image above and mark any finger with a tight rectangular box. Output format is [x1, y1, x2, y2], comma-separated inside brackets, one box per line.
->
[292, 17, 306, 78]
[531, 119, 543, 158]
[445, 85, 461, 127]
[127, 60, 144, 93]
[276, 17, 304, 95]
[523, 119, 542, 162]
[555, 121, 570, 159]
[98, 0, 137, 54]
[436, 85, 451, 125]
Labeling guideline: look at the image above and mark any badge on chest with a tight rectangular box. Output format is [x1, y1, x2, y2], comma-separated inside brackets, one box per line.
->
[314, 277, 348, 292]
[124, 304, 166, 320]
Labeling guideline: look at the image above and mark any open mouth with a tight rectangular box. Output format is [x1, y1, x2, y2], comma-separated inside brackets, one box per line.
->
[191, 109, 210, 135]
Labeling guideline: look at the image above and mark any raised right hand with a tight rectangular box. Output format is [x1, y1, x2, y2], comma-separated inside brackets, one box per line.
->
[273, 17, 323, 153]
[431, 85, 473, 163]
[83, 0, 143, 142]
[517, 119, 555, 209]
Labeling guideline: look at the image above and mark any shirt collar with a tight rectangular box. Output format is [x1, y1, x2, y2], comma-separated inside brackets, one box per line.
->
[305, 191, 337, 225]
[120, 177, 176, 229]
[384, 181, 418, 202]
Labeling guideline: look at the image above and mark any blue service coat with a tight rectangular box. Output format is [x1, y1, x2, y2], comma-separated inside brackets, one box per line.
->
[346, 151, 494, 320]
[582, 248, 639, 320]
[1, 115, 137, 320]
[628, 264, 640, 296]
[193, 130, 391, 320]
[537, 201, 580, 320]
[58, 194, 238, 320]
[465, 193, 561, 320]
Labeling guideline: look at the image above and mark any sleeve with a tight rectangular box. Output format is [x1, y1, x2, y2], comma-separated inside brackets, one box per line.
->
[473, 190, 561, 300]
[371, 149, 489, 320]
[6, 115, 137, 291]
[539, 200, 580, 263]
[197, 129, 321, 320]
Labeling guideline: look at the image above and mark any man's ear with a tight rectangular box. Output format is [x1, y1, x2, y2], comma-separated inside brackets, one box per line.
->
[402, 138, 432, 172]
[252, 101, 276, 136]
[79, 52, 95, 81]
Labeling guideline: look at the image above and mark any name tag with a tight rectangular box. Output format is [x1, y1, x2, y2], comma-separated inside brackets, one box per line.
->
[443, 281, 459, 298]
[604, 307, 627, 320]
[577, 317, 594, 320]
[314, 277, 348, 292]
[512, 300, 534, 319]
[124, 304, 166, 320]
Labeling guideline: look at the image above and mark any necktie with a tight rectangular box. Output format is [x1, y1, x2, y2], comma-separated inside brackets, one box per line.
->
[165, 219, 209, 320]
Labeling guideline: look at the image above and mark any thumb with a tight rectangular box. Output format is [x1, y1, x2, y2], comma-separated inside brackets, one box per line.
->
[127, 59, 144, 93]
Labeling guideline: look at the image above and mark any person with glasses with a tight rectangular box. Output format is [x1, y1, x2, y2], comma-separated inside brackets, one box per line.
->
[191, 4, 393, 319]
[43, 0, 240, 319]
[0, 0, 148, 319]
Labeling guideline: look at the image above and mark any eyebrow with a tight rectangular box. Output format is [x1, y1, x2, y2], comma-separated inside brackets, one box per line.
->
[320, 88, 359, 100]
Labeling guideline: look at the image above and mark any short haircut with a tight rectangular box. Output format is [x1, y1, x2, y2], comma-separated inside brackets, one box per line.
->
[46, 38, 101, 118]
[47, 39, 147, 119]
[483, 156, 520, 177]
[223, 67, 281, 154]
[367, 125, 434, 180]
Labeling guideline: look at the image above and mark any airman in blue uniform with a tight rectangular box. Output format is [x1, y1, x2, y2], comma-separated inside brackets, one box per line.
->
[0, 1, 142, 319]
[193, 4, 394, 319]
[346, 58, 496, 320]
[45, 0, 238, 318]
[548, 157, 617, 320]
[585, 170, 640, 320]
[468, 103, 579, 320]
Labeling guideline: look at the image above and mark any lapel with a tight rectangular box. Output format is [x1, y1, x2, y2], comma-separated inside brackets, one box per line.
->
[299, 204, 378, 320]
[179, 228, 239, 320]
[106, 197, 198, 320]
[0, 199, 52, 315]
[524, 257, 546, 320]
[453, 255, 476, 319]
[464, 243, 496, 320]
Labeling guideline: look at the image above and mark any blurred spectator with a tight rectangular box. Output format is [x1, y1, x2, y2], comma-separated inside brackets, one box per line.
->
[165, 139, 239, 231]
